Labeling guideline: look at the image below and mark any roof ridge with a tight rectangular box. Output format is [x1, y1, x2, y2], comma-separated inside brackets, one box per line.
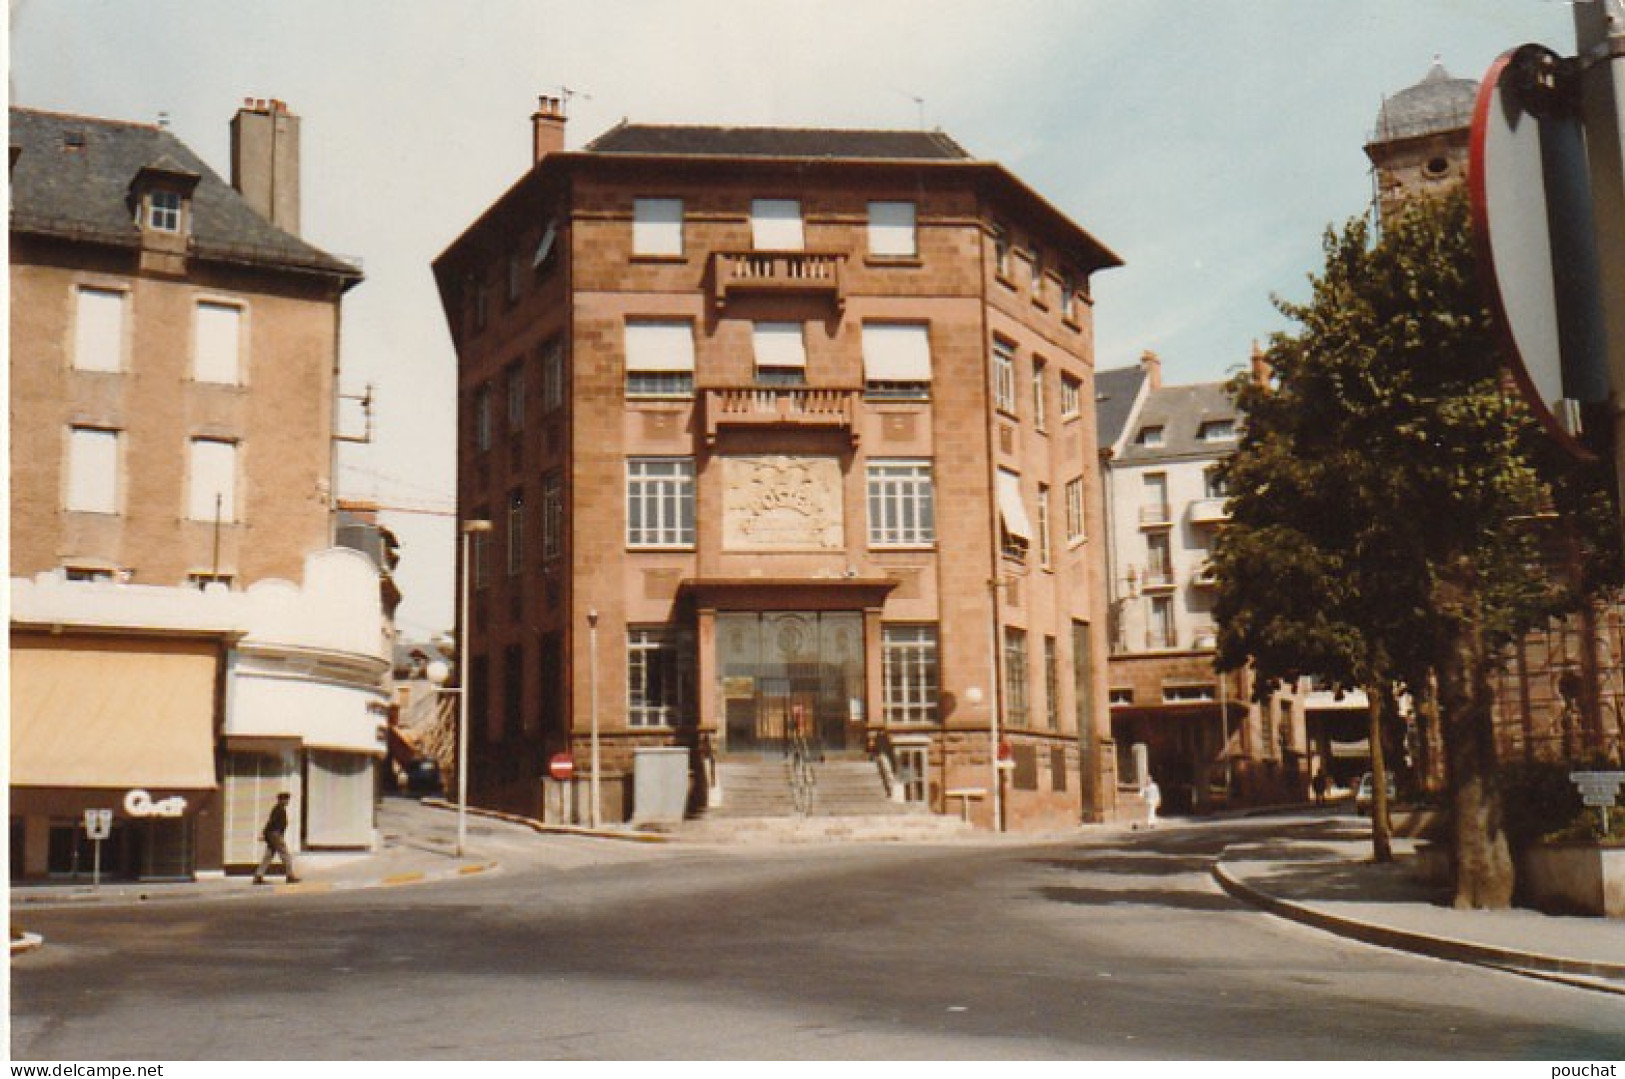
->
[10, 104, 162, 132]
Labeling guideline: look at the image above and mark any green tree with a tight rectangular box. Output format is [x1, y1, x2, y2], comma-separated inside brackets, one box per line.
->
[1213, 192, 1618, 907]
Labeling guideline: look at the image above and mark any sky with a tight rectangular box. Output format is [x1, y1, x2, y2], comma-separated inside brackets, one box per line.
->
[9, 0, 1582, 638]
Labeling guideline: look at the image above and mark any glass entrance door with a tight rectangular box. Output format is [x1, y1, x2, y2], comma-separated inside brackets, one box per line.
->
[717, 611, 864, 754]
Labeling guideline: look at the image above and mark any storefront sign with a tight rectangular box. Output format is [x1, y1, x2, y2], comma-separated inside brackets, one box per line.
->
[124, 788, 188, 818]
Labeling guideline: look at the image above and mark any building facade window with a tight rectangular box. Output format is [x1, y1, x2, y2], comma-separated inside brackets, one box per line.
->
[1145, 531, 1172, 585]
[861, 322, 932, 399]
[65, 427, 119, 514]
[1065, 477, 1086, 543]
[626, 457, 695, 548]
[472, 510, 491, 590]
[750, 199, 803, 250]
[472, 280, 488, 333]
[628, 626, 693, 727]
[1060, 374, 1081, 418]
[752, 321, 807, 385]
[1148, 596, 1175, 649]
[507, 489, 525, 575]
[1036, 483, 1052, 567]
[1200, 419, 1237, 443]
[1136, 425, 1165, 447]
[867, 460, 935, 547]
[1143, 472, 1169, 523]
[474, 384, 493, 452]
[541, 340, 565, 412]
[1204, 466, 1229, 500]
[992, 338, 1017, 414]
[506, 251, 525, 303]
[867, 200, 917, 257]
[997, 469, 1033, 562]
[541, 473, 563, 561]
[187, 438, 237, 522]
[1003, 628, 1030, 728]
[1044, 635, 1060, 731]
[506, 362, 526, 432]
[883, 624, 939, 725]
[625, 320, 695, 398]
[1032, 358, 1047, 431]
[72, 287, 125, 373]
[193, 301, 243, 385]
[1060, 277, 1078, 322]
[1029, 248, 1045, 301]
[633, 198, 684, 256]
[146, 189, 182, 232]
[993, 223, 1013, 279]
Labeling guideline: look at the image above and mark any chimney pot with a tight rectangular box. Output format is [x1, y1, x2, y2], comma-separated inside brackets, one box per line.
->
[531, 93, 567, 163]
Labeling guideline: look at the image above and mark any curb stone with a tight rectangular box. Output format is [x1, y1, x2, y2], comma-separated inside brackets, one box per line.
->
[1211, 855, 1625, 996]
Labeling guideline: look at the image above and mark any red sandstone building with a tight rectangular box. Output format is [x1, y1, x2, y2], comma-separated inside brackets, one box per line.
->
[433, 102, 1123, 830]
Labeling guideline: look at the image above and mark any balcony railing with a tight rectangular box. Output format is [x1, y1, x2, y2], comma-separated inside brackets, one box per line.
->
[1139, 504, 1172, 527]
[1189, 497, 1231, 525]
[701, 385, 861, 445]
[711, 250, 847, 310]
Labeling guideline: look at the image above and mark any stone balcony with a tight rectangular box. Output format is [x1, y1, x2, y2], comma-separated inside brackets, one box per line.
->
[710, 250, 847, 310]
[1189, 497, 1231, 525]
[701, 385, 861, 445]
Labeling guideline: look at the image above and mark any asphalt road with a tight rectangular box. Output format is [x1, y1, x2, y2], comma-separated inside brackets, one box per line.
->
[11, 812, 1625, 1060]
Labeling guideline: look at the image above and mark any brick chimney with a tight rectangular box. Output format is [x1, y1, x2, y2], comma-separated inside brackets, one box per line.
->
[531, 95, 567, 163]
[1250, 341, 1273, 388]
[231, 98, 301, 236]
[1139, 349, 1162, 390]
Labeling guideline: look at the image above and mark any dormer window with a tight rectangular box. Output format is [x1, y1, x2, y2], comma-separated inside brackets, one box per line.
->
[129, 157, 199, 240]
[1199, 419, 1236, 443]
[147, 189, 182, 232]
[1136, 425, 1165, 447]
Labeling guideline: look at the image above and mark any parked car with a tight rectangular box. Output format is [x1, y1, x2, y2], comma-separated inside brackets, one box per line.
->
[1354, 771, 1395, 816]
[404, 758, 444, 796]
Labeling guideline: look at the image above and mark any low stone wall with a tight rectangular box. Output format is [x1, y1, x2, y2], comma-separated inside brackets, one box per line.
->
[1518, 843, 1625, 918]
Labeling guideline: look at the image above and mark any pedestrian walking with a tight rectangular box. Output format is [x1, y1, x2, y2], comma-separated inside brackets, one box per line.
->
[1142, 775, 1161, 829]
[1312, 768, 1329, 806]
[253, 792, 300, 884]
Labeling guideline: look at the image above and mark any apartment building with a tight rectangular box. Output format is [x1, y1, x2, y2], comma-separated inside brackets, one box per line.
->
[9, 102, 385, 879]
[433, 101, 1123, 830]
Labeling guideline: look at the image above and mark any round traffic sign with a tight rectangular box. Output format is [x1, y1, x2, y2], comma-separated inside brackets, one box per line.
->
[549, 752, 575, 781]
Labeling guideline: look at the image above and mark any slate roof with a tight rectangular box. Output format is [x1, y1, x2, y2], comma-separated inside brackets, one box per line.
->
[9, 107, 359, 282]
[1115, 381, 1239, 464]
[584, 123, 972, 160]
[1094, 364, 1150, 451]
[1372, 61, 1476, 143]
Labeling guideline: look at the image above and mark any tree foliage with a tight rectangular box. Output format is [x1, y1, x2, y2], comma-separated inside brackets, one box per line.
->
[1212, 192, 1619, 905]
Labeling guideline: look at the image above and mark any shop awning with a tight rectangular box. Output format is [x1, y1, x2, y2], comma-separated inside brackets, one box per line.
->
[10, 634, 222, 790]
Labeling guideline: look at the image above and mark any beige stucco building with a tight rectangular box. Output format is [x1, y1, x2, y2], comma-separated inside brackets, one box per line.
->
[433, 103, 1123, 830]
[9, 102, 377, 881]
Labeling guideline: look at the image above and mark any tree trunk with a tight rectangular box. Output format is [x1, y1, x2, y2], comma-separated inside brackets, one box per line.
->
[1435, 575, 1515, 909]
[1366, 686, 1393, 863]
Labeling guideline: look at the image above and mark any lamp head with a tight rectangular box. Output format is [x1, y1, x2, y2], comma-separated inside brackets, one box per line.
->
[425, 659, 451, 685]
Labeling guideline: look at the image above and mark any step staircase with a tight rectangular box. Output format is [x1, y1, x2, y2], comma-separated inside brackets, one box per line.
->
[681, 757, 974, 843]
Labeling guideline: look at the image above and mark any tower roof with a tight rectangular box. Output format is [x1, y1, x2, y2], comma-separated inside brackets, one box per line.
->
[1371, 60, 1477, 143]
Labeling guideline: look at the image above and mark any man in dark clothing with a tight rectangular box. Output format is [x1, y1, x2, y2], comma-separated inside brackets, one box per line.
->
[253, 792, 299, 884]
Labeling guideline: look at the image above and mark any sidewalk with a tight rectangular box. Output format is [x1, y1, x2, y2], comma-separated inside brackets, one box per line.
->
[9, 797, 500, 930]
[1212, 815, 1625, 995]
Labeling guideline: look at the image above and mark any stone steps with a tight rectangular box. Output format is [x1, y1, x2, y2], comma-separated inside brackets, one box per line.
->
[707, 758, 912, 819]
[679, 812, 974, 845]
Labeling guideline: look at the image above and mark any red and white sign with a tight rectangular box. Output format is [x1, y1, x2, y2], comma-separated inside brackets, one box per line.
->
[548, 753, 575, 781]
[1471, 44, 1610, 460]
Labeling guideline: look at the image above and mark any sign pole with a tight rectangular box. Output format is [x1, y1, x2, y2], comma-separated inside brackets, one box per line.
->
[1574, 2, 1625, 515]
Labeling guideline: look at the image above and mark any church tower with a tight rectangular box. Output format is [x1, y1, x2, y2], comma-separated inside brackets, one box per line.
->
[1363, 60, 1478, 225]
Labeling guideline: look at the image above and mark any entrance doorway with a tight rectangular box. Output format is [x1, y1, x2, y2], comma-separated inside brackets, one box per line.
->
[716, 611, 865, 754]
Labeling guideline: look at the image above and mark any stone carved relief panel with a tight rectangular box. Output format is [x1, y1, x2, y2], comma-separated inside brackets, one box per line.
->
[721, 455, 844, 551]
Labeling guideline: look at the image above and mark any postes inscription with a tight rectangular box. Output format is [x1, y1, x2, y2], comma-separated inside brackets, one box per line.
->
[722, 455, 843, 551]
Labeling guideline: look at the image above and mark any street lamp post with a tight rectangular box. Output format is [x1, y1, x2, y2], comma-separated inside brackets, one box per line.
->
[430, 519, 492, 859]
[587, 608, 600, 828]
